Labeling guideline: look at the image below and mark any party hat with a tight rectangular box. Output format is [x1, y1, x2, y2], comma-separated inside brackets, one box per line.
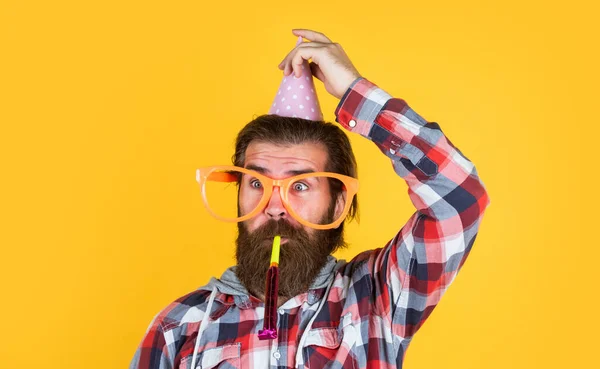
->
[269, 36, 323, 120]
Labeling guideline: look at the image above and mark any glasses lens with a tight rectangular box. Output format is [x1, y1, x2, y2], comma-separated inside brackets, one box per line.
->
[286, 175, 346, 226]
[203, 169, 245, 220]
[204, 169, 268, 221]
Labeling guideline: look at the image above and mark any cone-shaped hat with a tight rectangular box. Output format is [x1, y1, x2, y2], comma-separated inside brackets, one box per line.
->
[269, 36, 323, 120]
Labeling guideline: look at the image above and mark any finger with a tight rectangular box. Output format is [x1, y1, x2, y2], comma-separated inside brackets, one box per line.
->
[278, 41, 324, 66]
[292, 29, 332, 43]
[279, 43, 324, 74]
[291, 55, 305, 78]
[279, 48, 298, 75]
[290, 48, 316, 78]
[284, 61, 293, 76]
[309, 62, 326, 82]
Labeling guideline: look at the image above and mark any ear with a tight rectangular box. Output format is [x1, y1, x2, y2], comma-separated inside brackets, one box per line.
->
[334, 191, 347, 220]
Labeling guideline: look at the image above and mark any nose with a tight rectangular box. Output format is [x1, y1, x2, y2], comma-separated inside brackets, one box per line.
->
[264, 186, 287, 220]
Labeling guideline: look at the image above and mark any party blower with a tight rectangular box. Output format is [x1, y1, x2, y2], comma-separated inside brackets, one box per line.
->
[258, 235, 281, 340]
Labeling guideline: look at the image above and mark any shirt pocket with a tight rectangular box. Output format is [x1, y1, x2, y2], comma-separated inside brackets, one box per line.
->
[179, 342, 241, 369]
[303, 313, 358, 369]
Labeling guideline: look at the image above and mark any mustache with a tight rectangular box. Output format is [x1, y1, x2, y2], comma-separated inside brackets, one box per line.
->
[247, 219, 309, 241]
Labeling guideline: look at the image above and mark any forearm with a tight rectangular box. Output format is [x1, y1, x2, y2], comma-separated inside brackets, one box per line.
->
[335, 77, 488, 217]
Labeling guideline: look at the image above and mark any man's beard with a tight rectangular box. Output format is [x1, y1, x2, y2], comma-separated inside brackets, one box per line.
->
[235, 204, 345, 299]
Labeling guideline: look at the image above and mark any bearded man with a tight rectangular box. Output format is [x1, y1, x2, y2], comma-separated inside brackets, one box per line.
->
[130, 28, 490, 369]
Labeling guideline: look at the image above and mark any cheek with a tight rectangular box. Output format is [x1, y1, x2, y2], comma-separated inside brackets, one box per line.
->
[238, 197, 251, 214]
[291, 195, 330, 220]
[239, 189, 263, 214]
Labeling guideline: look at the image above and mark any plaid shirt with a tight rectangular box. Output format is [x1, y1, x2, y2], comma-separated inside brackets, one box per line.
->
[130, 77, 490, 369]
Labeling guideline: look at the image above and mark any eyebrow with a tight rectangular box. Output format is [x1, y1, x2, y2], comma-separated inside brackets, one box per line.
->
[245, 164, 317, 176]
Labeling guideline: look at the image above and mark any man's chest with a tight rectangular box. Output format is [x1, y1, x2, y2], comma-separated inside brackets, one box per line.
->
[175, 304, 399, 369]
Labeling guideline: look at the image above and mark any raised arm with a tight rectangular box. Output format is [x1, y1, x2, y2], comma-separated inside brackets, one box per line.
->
[336, 77, 490, 339]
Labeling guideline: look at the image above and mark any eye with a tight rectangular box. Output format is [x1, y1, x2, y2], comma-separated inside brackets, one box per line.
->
[292, 182, 309, 191]
[250, 179, 263, 188]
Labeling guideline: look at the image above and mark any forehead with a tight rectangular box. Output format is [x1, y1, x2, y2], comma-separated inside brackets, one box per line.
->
[244, 141, 329, 174]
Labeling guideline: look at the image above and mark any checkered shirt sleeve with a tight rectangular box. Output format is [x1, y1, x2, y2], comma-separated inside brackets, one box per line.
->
[335, 77, 490, 339]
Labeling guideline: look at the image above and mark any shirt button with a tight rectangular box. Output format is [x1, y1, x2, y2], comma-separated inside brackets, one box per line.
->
[273, 351, 281, 360]
[389, 148, 396, 154]
[348, 119, 357, 128]
[278, 308, 285, 315]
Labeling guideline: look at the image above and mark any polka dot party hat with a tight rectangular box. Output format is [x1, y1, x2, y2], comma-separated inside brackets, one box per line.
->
[268, 36, 323, 120]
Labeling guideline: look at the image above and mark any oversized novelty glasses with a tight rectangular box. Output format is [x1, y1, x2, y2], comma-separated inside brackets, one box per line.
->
[196, 165, 359, 229]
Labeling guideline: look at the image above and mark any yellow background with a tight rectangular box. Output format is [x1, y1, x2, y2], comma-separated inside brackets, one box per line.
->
[1, 0, 597, 368]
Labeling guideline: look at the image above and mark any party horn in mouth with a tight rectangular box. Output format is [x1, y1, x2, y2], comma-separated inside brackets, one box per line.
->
[258, 235, 281, 340]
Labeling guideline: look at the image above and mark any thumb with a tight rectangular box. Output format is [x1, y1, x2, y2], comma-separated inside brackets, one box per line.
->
[309, 62, 326, 82]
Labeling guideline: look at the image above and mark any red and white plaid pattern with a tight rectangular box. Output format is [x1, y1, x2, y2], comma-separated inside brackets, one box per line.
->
[130, 77, 490, 369]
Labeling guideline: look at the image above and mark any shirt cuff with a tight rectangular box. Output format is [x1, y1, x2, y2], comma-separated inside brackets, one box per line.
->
[334, 77, 393, 138]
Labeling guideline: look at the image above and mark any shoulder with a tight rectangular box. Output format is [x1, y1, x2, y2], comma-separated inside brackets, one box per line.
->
[150, 288, 214, 332]
[336, 248, 382, 278]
